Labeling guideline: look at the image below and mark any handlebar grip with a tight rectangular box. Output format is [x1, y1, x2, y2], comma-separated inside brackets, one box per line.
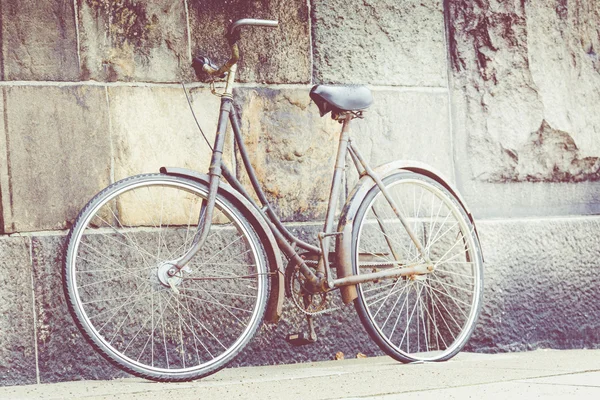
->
[226, 18, 279, 44]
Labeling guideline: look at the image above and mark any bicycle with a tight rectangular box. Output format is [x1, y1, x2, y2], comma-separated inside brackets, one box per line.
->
[63, 18, 484, 382]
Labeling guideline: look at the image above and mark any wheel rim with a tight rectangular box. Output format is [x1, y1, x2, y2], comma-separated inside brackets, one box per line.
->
[67, 177, 266, 376]
[355, 177, 481, 361]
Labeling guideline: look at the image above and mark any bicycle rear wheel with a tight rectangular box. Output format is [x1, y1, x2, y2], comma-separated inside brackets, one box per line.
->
[64, 174, 269, 382]
[352, 171, 483, 362]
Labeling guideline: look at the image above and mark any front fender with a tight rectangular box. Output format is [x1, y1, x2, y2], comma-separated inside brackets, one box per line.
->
[335, 160, 481, 304]
[159, 167, 284, 324]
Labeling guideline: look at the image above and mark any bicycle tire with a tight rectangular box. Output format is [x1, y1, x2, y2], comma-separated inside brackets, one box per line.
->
[351, 171, 483, 362]
[64, 173, 269, 382]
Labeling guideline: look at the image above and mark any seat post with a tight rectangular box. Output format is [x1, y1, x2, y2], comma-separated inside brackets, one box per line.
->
[323, 112, 353, 234]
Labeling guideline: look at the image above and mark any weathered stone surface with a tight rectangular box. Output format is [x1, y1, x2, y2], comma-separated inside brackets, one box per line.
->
[3, 216, 600, 385]
[234, 87, 339, 222]
[1, 85, 111, 233]
[31, 235, 124, 382]
[0, 236, 36, 386]
[0, 89, 7, 232]
[77, 0, 190, 82]
[346, 89, 454, 186]
[525, 1, 600, 159]
[459, 181, 600, 219]
[109, 86, 221, 181]
[0, 1, 79, 81]
[467, 217, 600, 353]
[449, 1, 600, 193]
[312, 0, 447, 86]
[233, 88, 452, 222]
[188, 0, 311, 84]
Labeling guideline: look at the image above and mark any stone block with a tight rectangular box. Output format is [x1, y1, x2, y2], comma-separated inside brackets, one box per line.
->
[108, 85, 221, 181]
[77, 0, 190, 82]
[346, 89, 454, 187]
[31, 235, 124, 382]
[457, 180, 600, 219]
[233, 87, 340, 222]
[0, 0, 79, 81]
[312, 0, 447, 86]
[1, 85, 111, 233]
[448, 0, 600, 216]
[0, 236, 36, 386]
[188, 0, 311, 84]
[466, 217, 600, 352]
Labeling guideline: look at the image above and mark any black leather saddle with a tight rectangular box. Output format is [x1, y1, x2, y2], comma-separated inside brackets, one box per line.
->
[310, 85, 373, 117]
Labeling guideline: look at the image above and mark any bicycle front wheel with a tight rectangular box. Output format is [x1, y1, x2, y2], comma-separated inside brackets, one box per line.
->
[352, 171, 483, 362]
[64, 174, 269, 382]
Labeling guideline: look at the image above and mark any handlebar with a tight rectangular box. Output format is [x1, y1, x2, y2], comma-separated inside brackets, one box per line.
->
[227, 19, 279, 40]
[192, 18, 279, 80]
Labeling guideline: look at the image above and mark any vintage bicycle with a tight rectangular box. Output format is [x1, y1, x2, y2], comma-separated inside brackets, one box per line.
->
[63, 19, 484, 382]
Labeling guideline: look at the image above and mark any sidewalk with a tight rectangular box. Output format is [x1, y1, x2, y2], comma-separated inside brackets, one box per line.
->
[1, 349, 599, 399]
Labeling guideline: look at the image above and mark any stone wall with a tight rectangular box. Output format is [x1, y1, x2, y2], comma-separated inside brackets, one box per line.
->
[0, 0, 599, 386]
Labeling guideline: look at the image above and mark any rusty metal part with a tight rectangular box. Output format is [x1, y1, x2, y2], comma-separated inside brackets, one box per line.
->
[336, 158, 483, 304]
[332, 262, 432, 288]
[203, 19, 278, 94]
[286, 260, 341, 316]
[202, 43, 240, 79]
[158, 166, 285, 324]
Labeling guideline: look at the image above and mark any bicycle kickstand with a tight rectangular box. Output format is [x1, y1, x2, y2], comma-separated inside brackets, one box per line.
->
[286, 314, 318, 346]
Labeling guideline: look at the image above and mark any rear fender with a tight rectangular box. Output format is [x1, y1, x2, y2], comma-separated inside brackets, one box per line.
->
[160, 167, 284, 323]
[335, 160, 481, 304]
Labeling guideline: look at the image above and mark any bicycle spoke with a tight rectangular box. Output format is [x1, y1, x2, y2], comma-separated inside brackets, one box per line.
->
[354, 172, 482, 362]
[66, 175, 267, 379]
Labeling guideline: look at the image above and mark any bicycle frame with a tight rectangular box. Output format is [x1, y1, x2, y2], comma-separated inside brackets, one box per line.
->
[167, 21, 440, 296]
[169, 93, 435, 293]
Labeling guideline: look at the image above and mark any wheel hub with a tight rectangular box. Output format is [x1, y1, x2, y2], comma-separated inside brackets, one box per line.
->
[156, 261, 182, 287]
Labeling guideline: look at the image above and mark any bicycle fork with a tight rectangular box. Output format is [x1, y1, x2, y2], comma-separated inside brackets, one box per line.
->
[169, 97, 234, 274]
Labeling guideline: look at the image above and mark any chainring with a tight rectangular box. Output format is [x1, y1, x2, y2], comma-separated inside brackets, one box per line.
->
[284, 259, 340, 316]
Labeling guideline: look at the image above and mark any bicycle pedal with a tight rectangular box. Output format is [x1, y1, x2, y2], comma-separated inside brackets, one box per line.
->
[286, 332, 316, 346]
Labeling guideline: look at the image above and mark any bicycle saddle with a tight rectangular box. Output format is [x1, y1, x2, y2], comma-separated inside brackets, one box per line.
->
[310, 85, 373, 117]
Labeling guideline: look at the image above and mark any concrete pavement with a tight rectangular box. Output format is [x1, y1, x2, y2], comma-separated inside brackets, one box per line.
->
[1, 349, 599, 399]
